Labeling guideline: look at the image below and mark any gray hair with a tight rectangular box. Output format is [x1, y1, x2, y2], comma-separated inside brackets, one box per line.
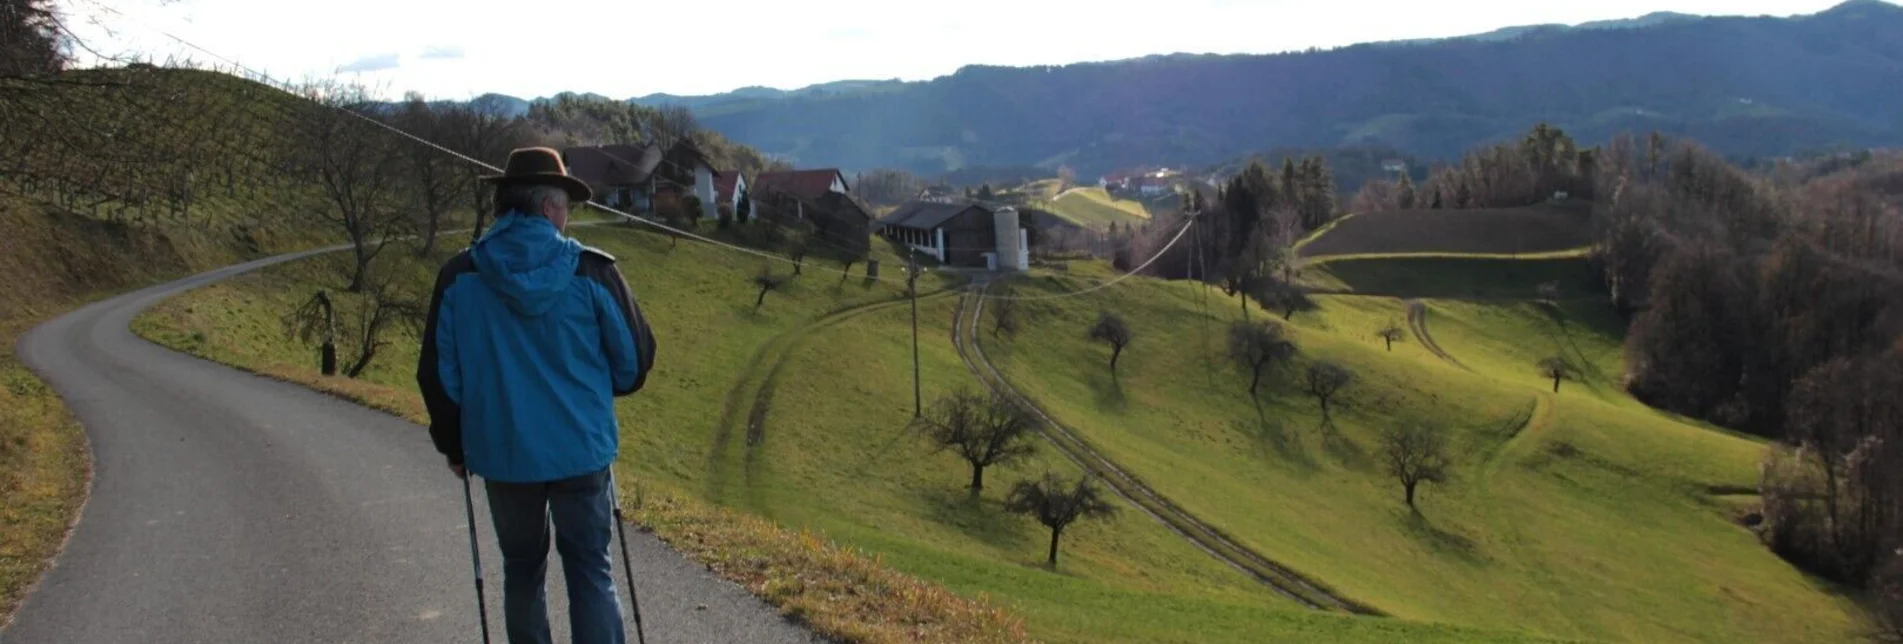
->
[494, 183, 569, 218]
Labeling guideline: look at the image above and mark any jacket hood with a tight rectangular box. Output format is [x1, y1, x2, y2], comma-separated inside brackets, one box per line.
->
[471, 213, 581, 317]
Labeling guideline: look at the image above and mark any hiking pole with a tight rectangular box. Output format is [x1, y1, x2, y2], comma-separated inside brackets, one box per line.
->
[608, 470, 648, 644]
[461, 474, 493, 644]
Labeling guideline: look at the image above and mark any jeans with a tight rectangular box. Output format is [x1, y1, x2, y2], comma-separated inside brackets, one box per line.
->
[484, 467, 626, 644]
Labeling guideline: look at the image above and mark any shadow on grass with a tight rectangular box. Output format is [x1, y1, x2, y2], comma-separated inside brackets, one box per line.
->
[1088, 368, 1128, 413]
[919, 485, 1035, 554]
[1246, 399, 1316, 472]
[1318, 417, 1371, 472]
[1399, 507, 1489, 566]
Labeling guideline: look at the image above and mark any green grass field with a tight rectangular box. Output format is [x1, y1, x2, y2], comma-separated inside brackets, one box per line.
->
[129, 199, 1882, 642]
[972, 259, 1869, 642]
[137, 224, 1566, 642]
[1044, 188, 1153, 229]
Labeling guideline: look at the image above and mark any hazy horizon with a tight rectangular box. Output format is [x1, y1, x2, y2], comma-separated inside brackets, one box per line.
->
[62, 0, 1863, 101]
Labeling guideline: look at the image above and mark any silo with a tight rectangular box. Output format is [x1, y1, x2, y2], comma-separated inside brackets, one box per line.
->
[993, 207, 1023, 272]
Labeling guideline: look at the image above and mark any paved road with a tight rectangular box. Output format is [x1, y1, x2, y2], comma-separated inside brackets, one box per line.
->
[4, 249, 820, 644]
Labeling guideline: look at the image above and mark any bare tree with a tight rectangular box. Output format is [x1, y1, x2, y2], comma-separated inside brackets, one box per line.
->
[1376, 321, 1405, 352]
[438, 97, 530, 242]
[283, 290, 339, 376]
[1536, 356, 1575, 393]
[281, 80, 403, 292]
[339, 268, 427, 377]
[645, 104, 699, 151]
[1, 0, 62, 79]
[991, 290, 1021, 339]
[1087, 311, 1133, 375]
[1227, 321, 1295, 398]
[394, 93, 462, 256]
[1380, 425, 1452, 509]
[921, 389, 1039, 496]
[752, 270, 785, 308]
[1004, 473, 1117, 568]
[1303, 361, 1353, 424]
[1259, 280, 1313, 321]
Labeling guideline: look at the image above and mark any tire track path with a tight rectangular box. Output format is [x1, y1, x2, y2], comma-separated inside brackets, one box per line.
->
[951, 282, 1379, 615]
[1405, 299, 1470, 372]
[707, 283, 962, 498]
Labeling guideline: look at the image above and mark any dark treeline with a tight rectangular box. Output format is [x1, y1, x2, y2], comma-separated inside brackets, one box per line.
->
[1351, 123, 1598, 213]
[1595, 136, 1902, 597]
[1348, 122, 1903, 612]
[1124, 153, 1334, 320]
[525, 94, 787, 180]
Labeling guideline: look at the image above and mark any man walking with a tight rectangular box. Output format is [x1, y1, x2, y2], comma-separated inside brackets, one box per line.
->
[419, 147, 657, 644]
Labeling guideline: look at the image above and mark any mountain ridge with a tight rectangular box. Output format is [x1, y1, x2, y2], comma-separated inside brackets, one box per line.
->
[459, 1, 1903, 175]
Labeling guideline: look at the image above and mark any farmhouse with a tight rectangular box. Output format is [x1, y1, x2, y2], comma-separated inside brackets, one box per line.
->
[563, 144, 659, 210]
[657, 142, 719, 221]
[878, 201, 1028, 270]
[754, 168, 873, 257]
[563, 141, 719, 220]
[714, 171, 748, 220]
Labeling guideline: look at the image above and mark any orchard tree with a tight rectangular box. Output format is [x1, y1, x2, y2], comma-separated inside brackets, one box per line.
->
[922, 389, 1038, 496]
[1004, 473, 1118, 569]
[278, 79, 411, 292]
[1376, 321, 1405, 352]
[1536, 356, 1575, 393]
[1087, 312, 1134, 375]
[1303, 361, 1353, 425]
[751, 270, 785, 308]
[1380, 425, 1452, 509]
[1227, 321, 1295, 398]
[991, 290, 1022, 339]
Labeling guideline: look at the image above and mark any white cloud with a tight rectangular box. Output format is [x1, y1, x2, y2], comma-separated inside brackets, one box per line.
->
[60, 0, 1855, 101]
[338, 52, 400, 72]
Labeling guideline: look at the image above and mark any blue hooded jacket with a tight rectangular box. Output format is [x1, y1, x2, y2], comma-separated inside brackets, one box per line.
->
[422, 213, 653, 483]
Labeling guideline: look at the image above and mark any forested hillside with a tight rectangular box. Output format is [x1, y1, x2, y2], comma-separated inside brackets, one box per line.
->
[664, 1, 1903, 176]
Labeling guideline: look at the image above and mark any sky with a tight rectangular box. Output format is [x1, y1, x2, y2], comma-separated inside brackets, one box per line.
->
[60, 0, 1854, 101]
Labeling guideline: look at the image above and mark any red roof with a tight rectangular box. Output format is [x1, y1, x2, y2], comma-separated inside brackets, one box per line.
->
[714, 171, 742, 202]
[753, 169, 847, 201]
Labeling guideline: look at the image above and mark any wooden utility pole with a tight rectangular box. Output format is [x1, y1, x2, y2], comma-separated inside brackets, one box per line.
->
[908, 251, 922, 417]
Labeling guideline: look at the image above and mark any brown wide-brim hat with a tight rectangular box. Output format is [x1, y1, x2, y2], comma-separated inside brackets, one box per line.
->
[480, 146, 593, 204]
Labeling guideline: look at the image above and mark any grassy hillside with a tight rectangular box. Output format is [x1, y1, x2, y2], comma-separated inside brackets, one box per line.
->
[5, 64, 1027, 641]
[973, 259, 1869, 642]
[1297, 205, 1593, 260]
[1040, 188, 1153, 229]
[134, 222, 1569, 642]
[0, 66, 361, 622]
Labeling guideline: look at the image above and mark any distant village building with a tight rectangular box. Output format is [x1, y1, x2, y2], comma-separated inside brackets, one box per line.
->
[713, 171, 748, 220]
[753, 168, 872, 257]
[1382, 158, 1408, 175]
[563, 141, 718, 221]
[877, 201, 1028, 271]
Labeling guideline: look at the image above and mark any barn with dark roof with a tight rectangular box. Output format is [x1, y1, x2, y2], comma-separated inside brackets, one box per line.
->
[878, 201, 1027, 269]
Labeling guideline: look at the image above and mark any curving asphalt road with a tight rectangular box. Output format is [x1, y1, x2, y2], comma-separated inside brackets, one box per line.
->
[3, 249, 821, 643]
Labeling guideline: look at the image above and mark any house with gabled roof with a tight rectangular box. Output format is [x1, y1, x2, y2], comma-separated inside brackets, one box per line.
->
[564, 141, 719, 220]
[753, 168, 871, 257]
[713, 171, 748, 221]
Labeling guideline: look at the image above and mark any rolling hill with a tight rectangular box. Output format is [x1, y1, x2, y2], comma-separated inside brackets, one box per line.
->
[645, 1, 1903, 176]
[129, 204, 1886, 640]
